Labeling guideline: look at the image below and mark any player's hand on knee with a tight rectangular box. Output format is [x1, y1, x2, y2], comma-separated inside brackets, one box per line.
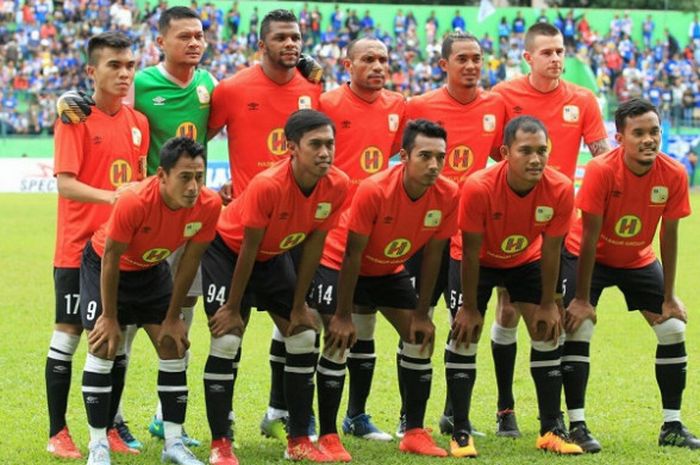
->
[657, 296, 688, 324]
[209, 304, 245, 338]
[410, 313, 436, 354]
[296, 54, 323, 83]
[452, 305, 482, 348]
[88, 315, 122, 359]
[287, 303, 320, 336]
[531, 302, 561, 343]
[56, 90, 95, 124]
[564, 298, 596, 333]
[325, 314, 357, 356]
[218, 181, 233, 206]
[158, 317, 190, 358]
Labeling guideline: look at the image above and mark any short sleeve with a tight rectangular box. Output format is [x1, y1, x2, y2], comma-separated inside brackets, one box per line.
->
[191, 190, 222, 243]
[347, 180, 381, 236]
[663, 165, 692, 220]
[545, 181, 575, 237]
[53, 120, 85, 177]
[458, 178, 488, 233]
[581, 91, 608, 145]
[208, 80, 231, 130]
[575, 161, 608, 216]
[238, 176, 276, 229]
[105, 190, 145, 244]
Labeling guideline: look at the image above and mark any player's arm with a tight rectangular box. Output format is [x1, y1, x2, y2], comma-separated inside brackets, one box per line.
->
[287, 229, 328, 335]
[658, 218, 687, 323]
[531, 234, 564, 343]
[57, 173, 121, 204]
[452, 232, 484, 347]
[158, 240, 211, 356]
[586, 138, 610, 157]
[89, 237, 128, 359]
[208, 227, 265, 337]
[410, 237, 446, 352]
[325, 231, 369, 355]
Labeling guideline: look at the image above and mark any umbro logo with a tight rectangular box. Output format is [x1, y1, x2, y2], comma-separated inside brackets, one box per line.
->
[611, 190, 622, 197]
[248, 102, 260, 110]
[383, 216, 393, 224]
[53, 366, 69, 374]
[341, 120, 351, 129]
[208, 384, 225, 393]
[141, 226, 152, 234]
[492, 212, 503, 220]
[176, 394, 188, 403]
[85, 396, 99, 404]
[279, 212, 290, 220]
[92, 136, 102, 145]
[152, 96, 166, 106]
[513, 106, 523, 114]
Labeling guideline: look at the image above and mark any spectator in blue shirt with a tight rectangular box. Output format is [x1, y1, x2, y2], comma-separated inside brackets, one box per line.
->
[452, 10, 465, 32]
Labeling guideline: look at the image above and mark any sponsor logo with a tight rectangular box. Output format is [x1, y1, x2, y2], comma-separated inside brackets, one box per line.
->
[109, 159, 133, 187]
[267, 128, 288, 156]
[614, 215, 642, 238]
[184, 222, 202, 238]
[176, 121, 197, 140]
[448, 145, 473, 172]
[424, 210, 442, 227]
[384, 238, 412, 258]
[500, 235, 529, 254]
[142, 248, 171, 263]
[360, 146, 383, 173]
[279, 232, 306, 250]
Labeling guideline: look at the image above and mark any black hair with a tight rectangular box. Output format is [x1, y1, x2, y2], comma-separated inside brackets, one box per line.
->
[284, 109, 335, 145]
[524, 23, 562, 51]
[260, 9, 298, 40]
[346, 37, 385, 59]
[441, 32, 481, 60]
[158, 6, 201, 34]
[159, 137, 206, 172]
[401, 119, 447, 154]
[503, 115, 548, 146]
[615, 98, 660, 132]
[87, 32, 131, 65]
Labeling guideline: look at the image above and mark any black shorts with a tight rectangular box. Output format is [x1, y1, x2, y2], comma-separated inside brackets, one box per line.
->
[79, 242, 172, 330]
[446, 257, 542, 316]
[54, 267, 82, 325]
[201, 234, 295, 318]
[403, 240, 450, 307]
[560, 248, 664, 314]
[308, 265, 418, 314]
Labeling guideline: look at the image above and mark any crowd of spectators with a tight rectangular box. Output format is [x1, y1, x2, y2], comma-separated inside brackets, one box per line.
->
[3, 0, 700, 135]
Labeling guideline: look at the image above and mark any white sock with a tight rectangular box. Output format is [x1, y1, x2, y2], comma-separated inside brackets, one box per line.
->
[89, 426, 107, 444]
[267, 406, 288, 420]
[164, 421, 183, 447]
[663, 409, 682, 423]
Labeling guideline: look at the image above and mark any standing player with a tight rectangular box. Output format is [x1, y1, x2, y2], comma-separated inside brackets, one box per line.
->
[490, 22, 609, 438]
[200, 110, 349, 464]
[207, 8, 323, 442]
[46, 31, 148, 459]
[401, 32, 505, 436]
[78, 137, 221, 465]
[317, 37, 404, 442]
[448, 116, 580, 457]
[562, 99, 699, 451]
[312, 119, 458, 459]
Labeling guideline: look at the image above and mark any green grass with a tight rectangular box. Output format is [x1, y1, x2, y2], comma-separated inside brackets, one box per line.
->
[2, 193, 700, 465]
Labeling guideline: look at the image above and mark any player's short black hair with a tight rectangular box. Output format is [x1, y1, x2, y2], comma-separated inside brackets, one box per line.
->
[615, 98, 660, 132]
[503, 115, 548, 147]
[260, 9, 298, 40]
[158, 6, 201, 34]
[346, 37, 385, 59]
[441, 32, 481, 60]
[284, 109, 335, 145]
[525, 23, 562, 51]
[402, 119, 447, 154]
[87, 32, 132, 65]
[160, 137, 206, 172]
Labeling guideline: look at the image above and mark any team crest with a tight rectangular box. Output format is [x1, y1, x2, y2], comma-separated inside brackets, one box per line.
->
[315, 202, 331, 220]
[535, 206, 553, 223]
[563, 105, 580, 123]
[131, 127, 142, 146]
[483, 114, 496, 132]
[184, 222, 202, 238]
[196, 85, 210, 104]
[651, 186, 668, 204]
[298, 95, 312, 109]
[424, 210, 442, 227]
[388, 113, 400, 132]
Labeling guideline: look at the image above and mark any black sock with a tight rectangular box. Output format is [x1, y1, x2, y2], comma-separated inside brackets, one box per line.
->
[107, 354, 128, 427]
[46, 348, 75, 436]
[346, 339, 375, 418]
[492, 341, 517, 411]
[530, 343, 563, 434]
[396, 340, 405, 416]
[204, 354, 234, 439]
[317, 354, 346, 435]
[445, 344, 476, 433]
[656, 342, 687, 411]
[158, 358, 188, 426]
[269, 337, 287, 411]
[562, 340, 590, 415]
[285, 331, 318, 438]
[400, 342, 432, 430]
[82, 354, 114, 430]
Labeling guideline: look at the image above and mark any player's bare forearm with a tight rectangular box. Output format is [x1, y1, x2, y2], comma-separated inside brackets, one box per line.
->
[224, 227, 265, 312]
[100, 238, 128, 320]
[57, 173, 116, 204]
[660, 218, 680, 300]
[575, 212, 603, 302]
[415, 238, 447, 317]
[336, 232, 369, 318]
[587, 138, 610, 157]
[460, 232, 483, 312]
[540, 235, 564, 305]
[291, 230, 328, 313]
[166, 241, 209, 321]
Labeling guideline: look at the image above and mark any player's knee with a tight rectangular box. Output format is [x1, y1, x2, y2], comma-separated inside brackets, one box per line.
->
[653, 318, 686, 345]
[285, 329, 317, 354]
[401, 341, 431, 361]
[49, 330, 81, 356]
[54, 323, 82, 337]
[210, 334, 242, 359]
[491, 322, 518, 345]
[352, 313, 376, 340]
[159, 357, 186, 371]
[566, 319, 595, 342]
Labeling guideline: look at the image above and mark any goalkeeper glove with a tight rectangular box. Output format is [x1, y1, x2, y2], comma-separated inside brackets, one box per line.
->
[56, 90, 95, 124]
[296, 54, 324, 84]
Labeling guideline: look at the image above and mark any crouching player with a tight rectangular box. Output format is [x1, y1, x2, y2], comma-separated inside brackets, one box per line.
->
[448, 116, 581, 456]
[78, 137, 221, 465]
[312, 119, 459, 459]
[200, 109, 349, 464]
[561, 98, 699, 450]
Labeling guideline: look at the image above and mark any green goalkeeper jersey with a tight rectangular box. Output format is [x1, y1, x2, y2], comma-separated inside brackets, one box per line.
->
[133, 65, 216, 175]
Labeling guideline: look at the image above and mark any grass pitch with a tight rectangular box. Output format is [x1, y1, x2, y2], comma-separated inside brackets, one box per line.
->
[1, 193, 700, 465]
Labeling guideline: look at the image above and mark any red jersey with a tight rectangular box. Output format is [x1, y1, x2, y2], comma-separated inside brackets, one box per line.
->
[320, 84, 404, 198]
[53, 106, 149, 268]
[458, 161, 574, 268]
[208, 64, 322, 197]
[565, 147, 691, 268]
[493, 76, 606, 179]
[321, 164, 459, 276]
[91, 176, 221, 271]
[217, 158, 349, 261]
